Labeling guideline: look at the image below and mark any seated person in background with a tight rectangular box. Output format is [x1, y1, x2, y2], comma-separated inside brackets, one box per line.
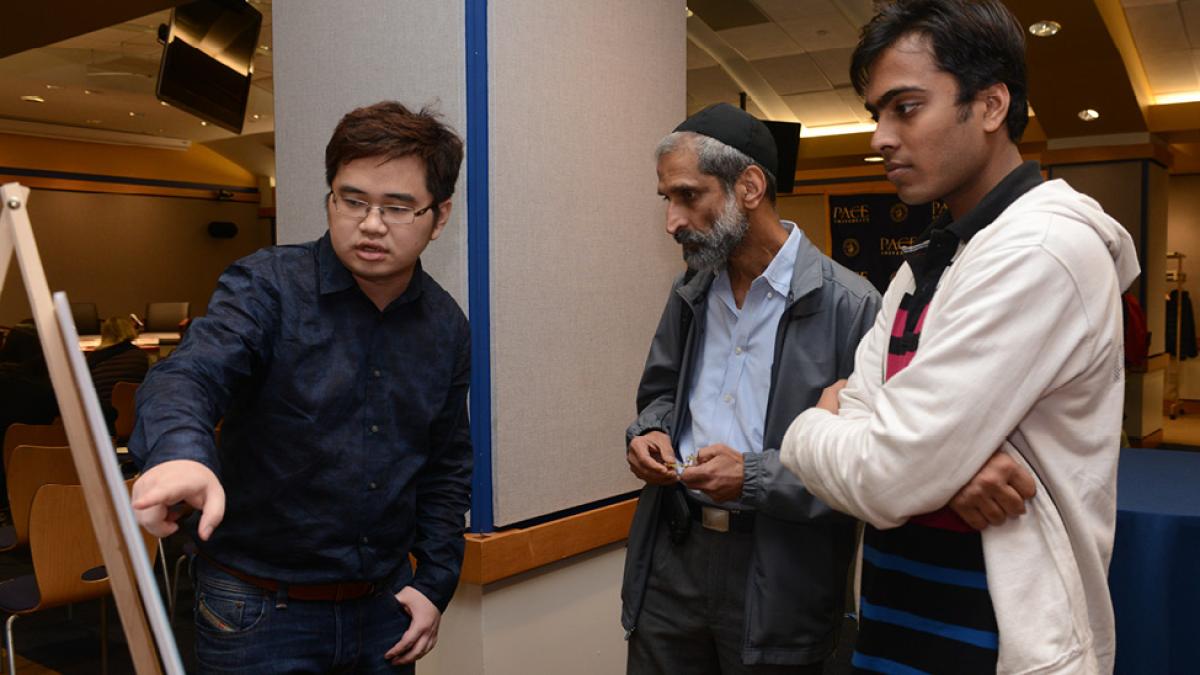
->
[86, 316, 150, 432]
[0, 323, 60, 515]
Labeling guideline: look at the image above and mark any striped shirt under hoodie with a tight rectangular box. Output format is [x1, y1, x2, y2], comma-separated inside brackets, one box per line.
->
[853, 163, 1043, 674]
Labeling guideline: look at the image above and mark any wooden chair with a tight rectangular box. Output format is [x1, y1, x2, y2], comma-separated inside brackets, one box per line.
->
[0, 480, 155, 675]
[0, 446, 76, 553]
[2, 422, 66, 471]
[110, 381, 138, 445]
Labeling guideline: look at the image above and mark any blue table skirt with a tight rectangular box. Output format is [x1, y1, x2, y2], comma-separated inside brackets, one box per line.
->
[1110, 448, 1200, 674]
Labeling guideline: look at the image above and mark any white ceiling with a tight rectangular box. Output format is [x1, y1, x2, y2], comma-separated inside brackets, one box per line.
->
[687, 0, 873, 130]
[1122, 0, 1200, 100]
[688, 0, 1200, 128]
[0, 0, 274, 148]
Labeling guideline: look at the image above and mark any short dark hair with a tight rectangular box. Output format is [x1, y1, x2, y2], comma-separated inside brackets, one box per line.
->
[851, 0, 1029, 143]
[324, 101, 464, 214]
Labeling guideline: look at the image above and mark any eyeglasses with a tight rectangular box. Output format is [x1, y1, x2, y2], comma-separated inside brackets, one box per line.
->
[329, 192, 434, 226]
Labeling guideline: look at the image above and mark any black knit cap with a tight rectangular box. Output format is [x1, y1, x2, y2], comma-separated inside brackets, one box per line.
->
[673, 103, 778, 177]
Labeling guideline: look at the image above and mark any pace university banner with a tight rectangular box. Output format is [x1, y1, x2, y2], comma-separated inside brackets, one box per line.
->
[829, 194, 945, 292]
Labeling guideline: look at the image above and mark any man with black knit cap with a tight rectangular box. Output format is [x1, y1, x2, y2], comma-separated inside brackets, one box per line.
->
[619, 102, 881, 673]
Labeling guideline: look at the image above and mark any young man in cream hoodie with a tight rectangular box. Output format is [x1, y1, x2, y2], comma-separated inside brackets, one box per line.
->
[780, 1, 1140, 673]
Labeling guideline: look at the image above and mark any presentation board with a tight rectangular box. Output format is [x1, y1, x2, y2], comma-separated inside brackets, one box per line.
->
[1, 182, 182, 674]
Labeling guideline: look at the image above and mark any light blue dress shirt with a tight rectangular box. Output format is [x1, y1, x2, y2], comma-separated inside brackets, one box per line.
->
[677, 222, 801, 507]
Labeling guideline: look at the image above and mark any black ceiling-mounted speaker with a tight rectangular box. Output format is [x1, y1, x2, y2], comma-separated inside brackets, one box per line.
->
[762, 120, 801, 194]
[208, 221, 238, 239]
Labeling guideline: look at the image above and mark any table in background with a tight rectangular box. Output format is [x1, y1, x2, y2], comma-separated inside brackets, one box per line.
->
[1110, 447, 1200, 674]
[78, 332, 180, 360]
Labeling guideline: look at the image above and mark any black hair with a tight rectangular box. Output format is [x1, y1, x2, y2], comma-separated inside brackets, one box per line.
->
[851, 0, 1029, 142]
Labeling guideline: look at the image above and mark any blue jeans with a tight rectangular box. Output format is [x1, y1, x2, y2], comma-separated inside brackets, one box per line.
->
[192, 557, 414, 674]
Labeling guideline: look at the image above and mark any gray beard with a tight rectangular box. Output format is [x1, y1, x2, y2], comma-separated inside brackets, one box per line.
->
[675, 194, 749, 273]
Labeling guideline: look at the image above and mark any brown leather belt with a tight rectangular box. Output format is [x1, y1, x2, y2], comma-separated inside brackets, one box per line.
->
[204, 555, 375, 602]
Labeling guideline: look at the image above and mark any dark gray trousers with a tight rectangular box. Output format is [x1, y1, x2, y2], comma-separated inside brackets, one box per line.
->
[626, 518, 824, 675]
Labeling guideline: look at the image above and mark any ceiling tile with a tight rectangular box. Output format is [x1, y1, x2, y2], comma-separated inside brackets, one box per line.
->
[810, 47, 853, 87]
[1142, 49, 1200, 93]
[783, 89, 859, 128]
[1182, 1, 1200, 48]
[717, 22, 803, 61]
[752, 53, 831, 95]
[687, 39, 718, 70]
[688, 65, 741, 109]
[753, 0, 838, 23]
[689, 0, 770, 31]
[835, 86, 871, 122]
[779, 12, 860, 52]
[1125, 4, 1192, 53]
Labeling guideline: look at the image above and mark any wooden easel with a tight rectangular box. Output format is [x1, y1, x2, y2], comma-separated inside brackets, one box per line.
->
[0, 183, 182, 674]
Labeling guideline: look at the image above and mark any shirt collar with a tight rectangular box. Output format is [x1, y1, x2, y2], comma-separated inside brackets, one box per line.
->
[905, 161, 1043, 276]
[943, 160, 1043, 244]
[763, 221, 801, 297]
[315, 231, 426, 308]
[712, 221, 801, 304]
[317, 232, 357, 296]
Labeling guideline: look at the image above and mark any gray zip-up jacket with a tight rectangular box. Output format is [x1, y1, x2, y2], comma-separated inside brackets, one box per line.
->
[621, 232, 880, 666]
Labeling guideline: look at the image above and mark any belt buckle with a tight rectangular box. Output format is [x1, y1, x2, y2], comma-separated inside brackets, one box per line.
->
[701, 506, 730, 533]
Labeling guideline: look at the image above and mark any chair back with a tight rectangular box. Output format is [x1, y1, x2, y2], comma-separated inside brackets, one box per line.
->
[27, 483, 109, 609]
[112, 381, 139, 442]
[70, 303, 101, 336]
[28, 479, 155, 611]
[3, 421, 67, 470]
[144, 302, 190, 332]
[6, 445, 78, 549]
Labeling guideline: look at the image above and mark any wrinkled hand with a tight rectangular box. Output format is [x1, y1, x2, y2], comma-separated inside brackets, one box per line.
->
[385, 586, 441, 665]
[816, 379, 848, 414]
[626, 430, 680, 485]
[681, 444, 744, 503]
[131, 460, 225, 540]
[949, 449, 1037, 530]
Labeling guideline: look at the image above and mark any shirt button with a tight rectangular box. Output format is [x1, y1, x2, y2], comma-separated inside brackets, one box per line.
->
[767, 291, 774, 299]
[735, 346, 744, 355]
[361, 536, 370, 545]
[372, 369, 381, 378]
[723, 393, 734, 404]
[368, 481, 378, 490]
[370, 424, 379, 433]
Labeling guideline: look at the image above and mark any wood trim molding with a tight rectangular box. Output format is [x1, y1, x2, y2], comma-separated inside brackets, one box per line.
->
[0, 174, 260, 203]
[460, 498, 637, 585]
[1040, 143, 1172, 169]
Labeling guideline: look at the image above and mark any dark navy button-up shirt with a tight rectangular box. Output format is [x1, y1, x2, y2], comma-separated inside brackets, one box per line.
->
[129, 233, 472, 611]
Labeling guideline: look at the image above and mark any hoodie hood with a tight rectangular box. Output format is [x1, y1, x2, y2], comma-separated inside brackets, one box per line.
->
[1016, 179, 1141, 292]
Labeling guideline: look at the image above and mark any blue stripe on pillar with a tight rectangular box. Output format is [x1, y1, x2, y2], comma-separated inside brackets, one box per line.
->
[465, 0, 493, 533]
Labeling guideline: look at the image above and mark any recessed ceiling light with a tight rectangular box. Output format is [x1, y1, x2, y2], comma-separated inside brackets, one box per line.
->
[1029, 20, 1061, 37]
[686, 7, 693, 18]
[251, 113, 261, 120]
[200, 121, 208, 126]
[1078, 108, 1100, 122]
[44, 84, 62, 90]
[257, 44, 270, 53]
[20, 95, 45, 103]
[160, 100, 170, 106]
[128, 111, 144, 118]
[84, 89, 98, 95]
[85, 119, 102, 125]
[864, 156, 884, 163]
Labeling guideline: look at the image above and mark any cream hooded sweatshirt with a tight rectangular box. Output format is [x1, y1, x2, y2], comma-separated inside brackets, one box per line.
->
[782, 178, 1140, 674]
